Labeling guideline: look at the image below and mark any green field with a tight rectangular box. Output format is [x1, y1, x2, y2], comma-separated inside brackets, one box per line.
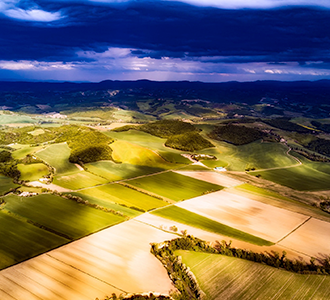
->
[53, 170, 108, 189]
[0, 176, 19, 195]
[111, 140, 175, 169]
[0, 114, 35, 125]
[0, 211, 68, 270]
[17, 163, 49, 181]
[79, 183, 169, 211]
[67, 192, 142, 218]
[85, 161, 164, 181]
[178, 250, 330, 300]
[36, 143, 79, 174]
[12, 145, 42, 159]
[3, 194, 125, 239]
[200, 140, 297, 171]
[250, 165, 330, 191]
[128, 171, 223, 202]
[151, 206, 272, 246]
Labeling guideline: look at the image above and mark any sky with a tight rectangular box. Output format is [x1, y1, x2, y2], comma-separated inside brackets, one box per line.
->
[0, 0, 330, 82]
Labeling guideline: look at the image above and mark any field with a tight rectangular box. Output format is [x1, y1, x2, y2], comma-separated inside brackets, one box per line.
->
[174, 170, 243, 187]
[3, 194, 125, 239]
[85, 160, 163, 181]
[250, 165, 330, 191]
[0, 220, 175, 300]
[200, 140, 297, 171]
[0, 211, 68, 270]
[78, 183, 169, 211]
[279, 218, 330, 258]
[0, 114, 35, 125]
[178, 250, 330, 300]
[0, 176, 19, 195]
[176, 190, 309, 242]
[111, 140, 174, 169]
[36, 143, 79, 174]
[151, 205, 272, 246]
[53, 171, 108, 189]
[68, 192, 142, 218]
[12, 145, 42, 159]
[17, 163, 49, 181]
[128, 171, 223, 202]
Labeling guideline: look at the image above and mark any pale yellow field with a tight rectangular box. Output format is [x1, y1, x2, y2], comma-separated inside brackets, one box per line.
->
[0, 220, 175, 300]
[174, 170, 243, 187]
[176, 190, 309, 242]
[279, 218, 330, 259]
[136, 213, 310, 261]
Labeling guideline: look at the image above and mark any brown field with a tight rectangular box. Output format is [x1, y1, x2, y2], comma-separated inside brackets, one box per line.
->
[176, 190, 309, 242]
[135, 213, 310, 261]
[26, 181, 72, 193]
[0, 220, 175, 300]
[174, 170, 243, 187]
[279, 218, 330, 259]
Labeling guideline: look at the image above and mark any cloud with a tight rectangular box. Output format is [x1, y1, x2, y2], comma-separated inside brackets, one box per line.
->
[0, 60, 74, 70]
[0, 0, 63, 22]
[69, 0, 330, 9]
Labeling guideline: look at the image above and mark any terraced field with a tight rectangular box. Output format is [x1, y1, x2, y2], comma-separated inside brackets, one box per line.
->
[17, 163, 49, 181]
[36, 143, 79, 174]
[178, 250, 330, 300]
[128, 171, 223, 202]
[78, 183, 169, 212]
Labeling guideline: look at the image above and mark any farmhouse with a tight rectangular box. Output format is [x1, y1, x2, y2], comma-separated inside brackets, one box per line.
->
[214, 167, 227, 172]
[18, 191, 38, 197]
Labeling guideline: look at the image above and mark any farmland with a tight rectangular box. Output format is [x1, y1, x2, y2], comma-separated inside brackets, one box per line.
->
[151, 206, 272, 246]
[0, 175, 19, 195]
[78, 183, 169, 211]
[36, 143, 79, 174]
[128, 171, 223, 202]
[17, 163, 49, 181]
[85, 160, 163, 181]
[175, 190, 309, 242]
[249, 164, 330, 191]
[53, 171, 108, 189]
[178, 250, 330, 300]
[0, 211, 68, 270]
[2, 194, 125, 240]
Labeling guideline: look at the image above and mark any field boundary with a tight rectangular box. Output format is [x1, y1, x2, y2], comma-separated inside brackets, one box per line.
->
[276, 216, 312, 244]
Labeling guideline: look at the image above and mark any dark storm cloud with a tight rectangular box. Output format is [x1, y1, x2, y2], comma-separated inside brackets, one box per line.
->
[1, 0, 330, 81]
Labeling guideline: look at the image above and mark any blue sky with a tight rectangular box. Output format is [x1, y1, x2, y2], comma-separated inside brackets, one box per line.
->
[0, 0, 330, 82]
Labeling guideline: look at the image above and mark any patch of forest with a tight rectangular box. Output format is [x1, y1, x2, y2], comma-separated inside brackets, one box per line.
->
[208, 124, 265, 145]
[165, 132, 214, 152]
[262, 118, 312, 133]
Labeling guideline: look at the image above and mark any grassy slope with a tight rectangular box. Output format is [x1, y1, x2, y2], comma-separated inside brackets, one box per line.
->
[178, 250, 330, 300]
[0, 176, 19, 195]
[0, 211, 68, 270]
[111, 140, 175, 169]
[12, 145, 42, 159]
[200, 140, 297, 171]
[17, 163, 49, 181]
[152, 206, 272, 246]
[36, 143, 79, 174]
[79, 183, 169, 211]
[128, 171, 223, 202]
[3, 194, 125, 239]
